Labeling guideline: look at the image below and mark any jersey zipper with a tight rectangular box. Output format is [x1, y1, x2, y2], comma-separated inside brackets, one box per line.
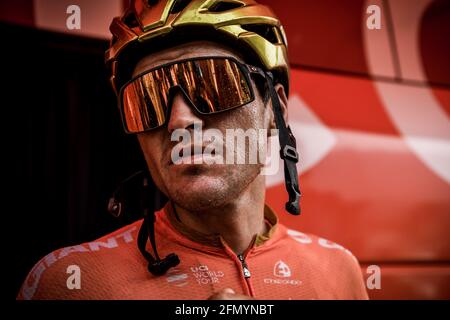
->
[237, 253, 255, 297]
[237, 254, 251, 278]
[219, 236, 256, 297]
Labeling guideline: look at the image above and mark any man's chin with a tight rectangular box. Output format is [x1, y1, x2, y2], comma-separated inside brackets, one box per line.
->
[162, 164, 261, 211]
[168, 177, 231, 211]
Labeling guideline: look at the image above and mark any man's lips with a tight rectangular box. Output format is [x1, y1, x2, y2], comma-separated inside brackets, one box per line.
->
[168, 144, 219, 165]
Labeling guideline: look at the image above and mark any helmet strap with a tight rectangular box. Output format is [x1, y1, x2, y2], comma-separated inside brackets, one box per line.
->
[109, 170, 179, 276]
[265, 73, 301, 215]
[137, 175, 180, 276]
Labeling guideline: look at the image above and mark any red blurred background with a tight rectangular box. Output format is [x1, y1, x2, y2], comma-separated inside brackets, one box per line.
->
[3, 0, 449, 299]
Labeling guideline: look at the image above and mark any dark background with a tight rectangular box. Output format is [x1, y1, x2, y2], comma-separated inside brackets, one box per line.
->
[7, 22, 145, 297]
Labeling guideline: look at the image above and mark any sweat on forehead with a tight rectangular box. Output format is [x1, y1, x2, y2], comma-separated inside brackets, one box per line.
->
[132, 40, 246, 78]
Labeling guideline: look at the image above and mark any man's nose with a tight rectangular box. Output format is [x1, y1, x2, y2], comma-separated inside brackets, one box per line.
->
[167, 92, 203, 132]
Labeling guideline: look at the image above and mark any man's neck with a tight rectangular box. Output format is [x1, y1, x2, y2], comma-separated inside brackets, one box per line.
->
[172, 175, 267, 255]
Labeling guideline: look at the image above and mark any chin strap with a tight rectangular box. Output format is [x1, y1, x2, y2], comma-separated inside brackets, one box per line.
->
[265, 73, 301, 215]
[137, 209, 180, 276]
[109, 171, 179, 276]
[137, 175, 180, 276]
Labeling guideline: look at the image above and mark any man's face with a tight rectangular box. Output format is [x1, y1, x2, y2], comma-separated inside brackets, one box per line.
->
[133, 41, 274, 212]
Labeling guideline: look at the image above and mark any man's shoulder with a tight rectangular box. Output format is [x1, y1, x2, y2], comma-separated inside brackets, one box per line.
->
[276, 224, 368, 299]
[279, 224, 359, 263]
[17, 220, 143, 300]
[266, 206, 360, 271]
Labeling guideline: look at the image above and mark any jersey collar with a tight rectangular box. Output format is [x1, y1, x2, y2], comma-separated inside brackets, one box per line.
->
[160, 201, 279, 250]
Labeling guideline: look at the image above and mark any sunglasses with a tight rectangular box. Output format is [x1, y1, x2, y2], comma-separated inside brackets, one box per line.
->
[118, 56, 265, 134]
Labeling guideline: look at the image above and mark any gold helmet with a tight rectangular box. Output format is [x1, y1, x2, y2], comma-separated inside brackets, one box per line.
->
[105, 0, 290, 96]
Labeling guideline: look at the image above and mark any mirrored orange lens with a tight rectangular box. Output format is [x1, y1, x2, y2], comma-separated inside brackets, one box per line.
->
[121, 58, 253, 133]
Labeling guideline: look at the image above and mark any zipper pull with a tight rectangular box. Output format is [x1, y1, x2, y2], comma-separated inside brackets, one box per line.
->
[237, 254, 251, 278]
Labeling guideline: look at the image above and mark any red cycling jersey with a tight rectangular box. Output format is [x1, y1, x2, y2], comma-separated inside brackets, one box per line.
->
[18, 203, 368, 300]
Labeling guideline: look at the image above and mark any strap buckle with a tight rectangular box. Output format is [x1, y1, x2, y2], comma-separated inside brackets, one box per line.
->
[281, 145, 299, 163]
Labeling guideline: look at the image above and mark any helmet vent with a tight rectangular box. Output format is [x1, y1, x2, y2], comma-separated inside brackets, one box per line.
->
[209, 1, 244, 13]
[123, 11, 139, 28]
[171, 0, 191, 14]
[242, 24, 279, 44]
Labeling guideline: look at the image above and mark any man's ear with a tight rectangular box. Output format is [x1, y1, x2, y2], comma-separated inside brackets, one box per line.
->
[268, 83, 289, 131]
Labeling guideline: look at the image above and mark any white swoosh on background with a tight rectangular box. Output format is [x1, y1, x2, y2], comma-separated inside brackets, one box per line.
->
[363, 0, 450, 184]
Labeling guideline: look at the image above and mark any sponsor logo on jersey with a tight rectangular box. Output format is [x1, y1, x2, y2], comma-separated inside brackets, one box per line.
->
[166, 268, 189, 287]
[264, 260, 301, 286]
[274, 260, 291, 277]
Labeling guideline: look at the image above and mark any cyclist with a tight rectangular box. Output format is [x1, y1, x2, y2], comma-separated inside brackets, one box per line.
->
[18, 0, 368, 300]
